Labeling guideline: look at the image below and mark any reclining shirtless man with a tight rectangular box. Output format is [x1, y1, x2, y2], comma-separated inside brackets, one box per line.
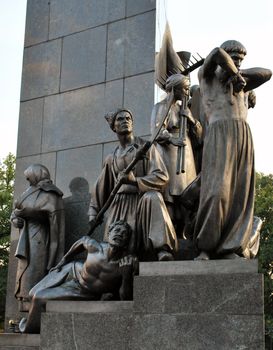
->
[19, 220, 137, 333]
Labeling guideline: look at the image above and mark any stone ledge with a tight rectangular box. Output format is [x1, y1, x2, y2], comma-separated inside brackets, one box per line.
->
[139, 259, 258, 276]
[46, 300, 134, 313]
[0, 333, 40, 347]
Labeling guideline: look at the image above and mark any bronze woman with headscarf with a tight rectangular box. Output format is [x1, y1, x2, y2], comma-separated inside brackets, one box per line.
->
[11, 164, 65, 311]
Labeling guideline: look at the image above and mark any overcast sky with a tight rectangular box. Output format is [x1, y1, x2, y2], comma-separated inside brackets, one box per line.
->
[0, 0, 272, 174]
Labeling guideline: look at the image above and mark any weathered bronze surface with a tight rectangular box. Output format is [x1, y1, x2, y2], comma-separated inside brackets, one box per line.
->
[194, 40, 272, 260]
[9, 30, 272, 338]
[18, 220, 137, 333]
[11, 164, 65, 311]
[151, 75, 203, 234]
[89, 109, 178, 261]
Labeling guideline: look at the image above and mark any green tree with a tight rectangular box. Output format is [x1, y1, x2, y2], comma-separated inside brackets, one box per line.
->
[0, 153, 15, 330]
[255, 172, 273, 341]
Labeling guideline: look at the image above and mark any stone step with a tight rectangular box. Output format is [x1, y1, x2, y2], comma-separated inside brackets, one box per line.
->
[46, 300, 133, 314]
[134, 272, 263, 315]
[4, 261, 263, 350]
[139, 259, 258, 276]
[40, 312, 264, 350]
[0, 333, 40, 350]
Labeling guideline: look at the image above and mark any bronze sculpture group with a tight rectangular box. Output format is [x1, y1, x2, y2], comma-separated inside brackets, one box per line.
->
[11, 38, 272, 333]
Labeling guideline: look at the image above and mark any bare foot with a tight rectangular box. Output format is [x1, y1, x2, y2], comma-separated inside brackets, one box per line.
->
[194, 251, 210, 261]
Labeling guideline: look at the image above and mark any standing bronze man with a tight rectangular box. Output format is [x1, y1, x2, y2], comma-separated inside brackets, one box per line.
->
[194, 40, 271, 260]
[89, 109, 178, 261]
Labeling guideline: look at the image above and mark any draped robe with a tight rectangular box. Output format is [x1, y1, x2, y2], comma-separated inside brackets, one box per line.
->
[89, 137, 177, 255]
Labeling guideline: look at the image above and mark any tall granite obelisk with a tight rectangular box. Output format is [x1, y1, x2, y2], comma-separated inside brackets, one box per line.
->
[5, 0, 157, 329]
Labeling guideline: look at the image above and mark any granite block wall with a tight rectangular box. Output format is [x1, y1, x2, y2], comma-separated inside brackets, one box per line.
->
[5, 0, 156, 329]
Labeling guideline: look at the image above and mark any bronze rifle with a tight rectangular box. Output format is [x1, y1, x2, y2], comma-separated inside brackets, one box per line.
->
[89, 55, 204, 235]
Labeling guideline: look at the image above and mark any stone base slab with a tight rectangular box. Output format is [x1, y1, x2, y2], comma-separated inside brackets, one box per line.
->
[39, 260, 264, 350]
[0, 333, 40, 350]
[40, 312, 264, 350]
[2, 260, 264, 349]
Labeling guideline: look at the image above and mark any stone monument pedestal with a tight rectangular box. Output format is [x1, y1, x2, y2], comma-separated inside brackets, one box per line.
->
[1, 259, 264, 349]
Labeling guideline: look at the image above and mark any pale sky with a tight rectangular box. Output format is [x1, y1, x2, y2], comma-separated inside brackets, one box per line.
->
[0, 0, 27, 160]
[0, 0, 272, 174]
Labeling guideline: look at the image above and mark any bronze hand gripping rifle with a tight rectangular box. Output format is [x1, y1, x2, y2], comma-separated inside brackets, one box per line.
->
[176, 54, 204, 175]
[87, 90, 174, 235]
[176, 97, 188, 174]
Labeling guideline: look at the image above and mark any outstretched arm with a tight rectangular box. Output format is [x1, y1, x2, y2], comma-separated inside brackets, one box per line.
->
[241, 67, 272, 92]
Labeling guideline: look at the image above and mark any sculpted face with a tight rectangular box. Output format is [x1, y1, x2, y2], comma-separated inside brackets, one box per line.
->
[113, 111, 133, 135]
[108, 223, 129, 248]
[229, 52, 245, 69]
[173, 79, 190, 100]
[24, 164, 50, 186]
[181, 80, 190, 97]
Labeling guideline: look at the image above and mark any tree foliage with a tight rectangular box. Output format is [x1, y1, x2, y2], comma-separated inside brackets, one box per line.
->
[0, 153, 15, 329]
[255, 172, 273, 339]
